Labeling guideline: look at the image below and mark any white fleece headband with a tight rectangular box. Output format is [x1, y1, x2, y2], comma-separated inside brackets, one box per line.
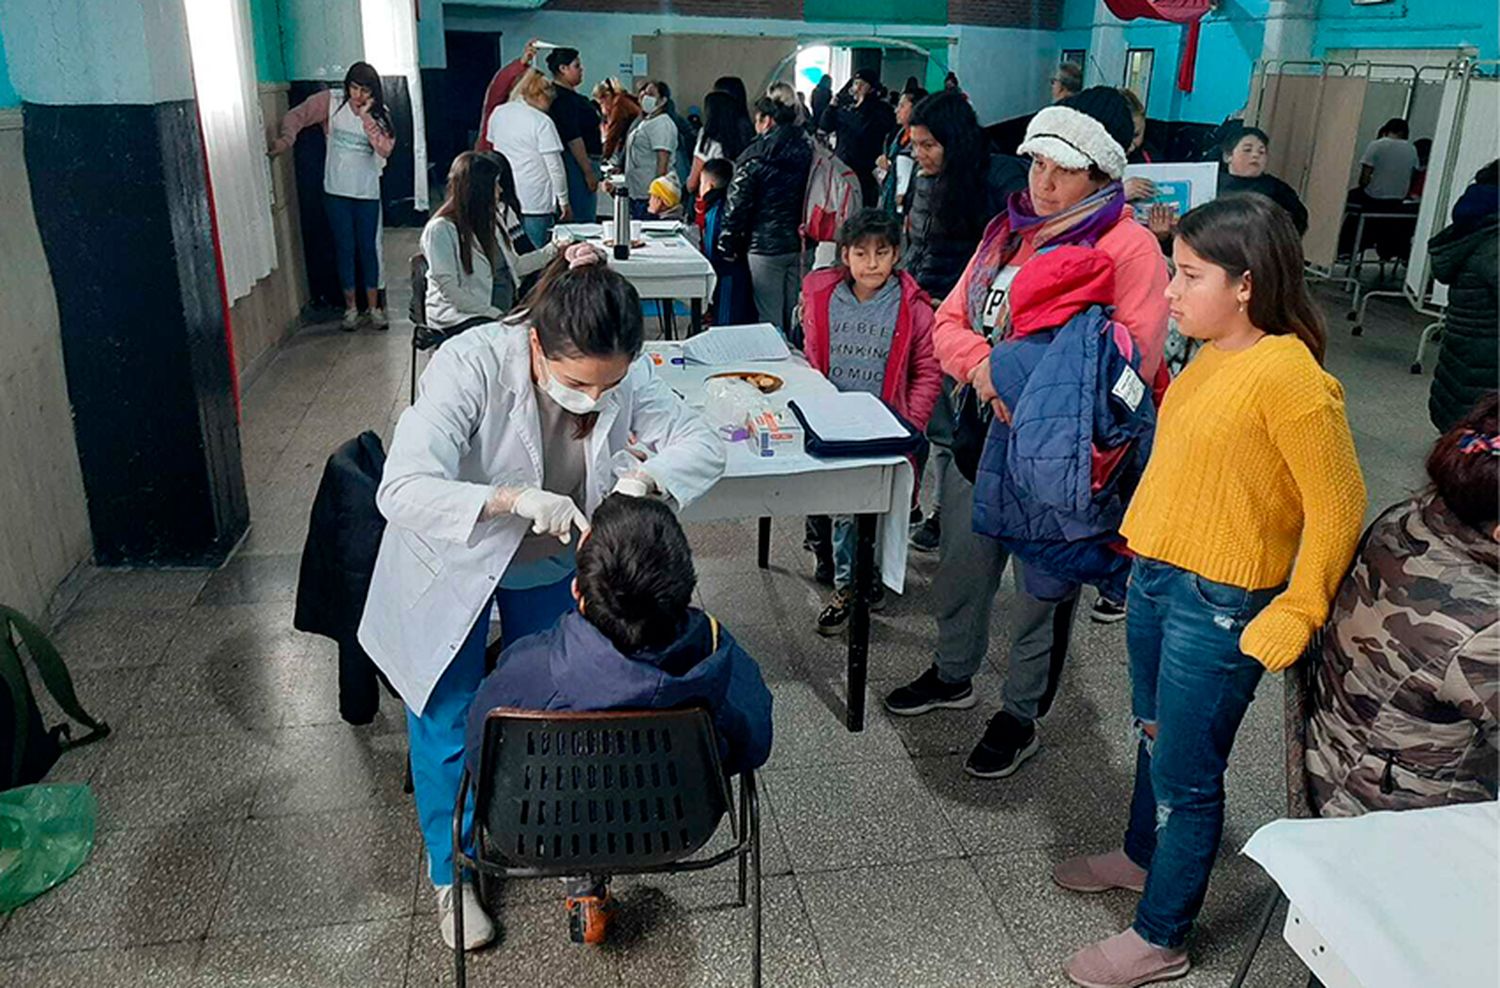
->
[1019, 105, 1127, 180]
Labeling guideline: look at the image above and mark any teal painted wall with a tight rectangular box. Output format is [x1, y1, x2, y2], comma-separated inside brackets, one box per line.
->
[1314, 0, 1498, 57]
[1122, 14, 1266, 123]
[418, 0, 446, 69]
[250, 0, 288, 83]
[0, 28, 17, 107]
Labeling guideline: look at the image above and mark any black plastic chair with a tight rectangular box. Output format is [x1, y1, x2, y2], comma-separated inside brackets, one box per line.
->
[453, 707, 761, 987]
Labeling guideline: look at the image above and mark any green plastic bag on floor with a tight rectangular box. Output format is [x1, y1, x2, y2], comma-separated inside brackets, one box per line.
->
[0, 783, 96, 912]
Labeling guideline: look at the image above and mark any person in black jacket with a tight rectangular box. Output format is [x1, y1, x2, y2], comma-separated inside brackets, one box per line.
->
[1217, 126, 1307, 235]
[901, 90, 1028, 553]
[819, 68, 897, 207]
[718, 95, 813, 337]
[1428, 160, 1499, 431]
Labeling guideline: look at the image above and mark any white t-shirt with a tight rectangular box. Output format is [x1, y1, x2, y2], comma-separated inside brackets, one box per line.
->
[486, 101, 568, 215]
[695, 134, 724, 164]
[981, 265, 1022, 333]
[625, 114, 679, 199]
[1359, 136, 1419, 200]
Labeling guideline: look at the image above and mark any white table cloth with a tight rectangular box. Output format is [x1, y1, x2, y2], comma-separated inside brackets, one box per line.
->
[1242, 801, 1499, 988]
[554, 223, 715, 306]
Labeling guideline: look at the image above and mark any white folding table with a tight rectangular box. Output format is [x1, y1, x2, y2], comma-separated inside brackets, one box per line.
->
[554, 223, 716, 338]
[1242, 801, 1498, 988]
[647, 344, 915, 731]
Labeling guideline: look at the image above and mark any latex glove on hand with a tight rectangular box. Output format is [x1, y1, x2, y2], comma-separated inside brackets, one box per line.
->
[610, 472, 657, 498]
[511, 489, 589, 544]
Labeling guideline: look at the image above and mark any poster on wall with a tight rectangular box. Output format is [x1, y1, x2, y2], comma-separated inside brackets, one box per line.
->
[1122, 162, 1219, 223]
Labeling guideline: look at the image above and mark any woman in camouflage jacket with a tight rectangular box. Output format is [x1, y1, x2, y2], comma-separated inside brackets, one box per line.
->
[1306, 393, 1499, 817]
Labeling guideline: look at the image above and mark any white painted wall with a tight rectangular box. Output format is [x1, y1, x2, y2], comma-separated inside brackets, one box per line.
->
[442, 6, 1056, 125]
[0, 0, 195, 104]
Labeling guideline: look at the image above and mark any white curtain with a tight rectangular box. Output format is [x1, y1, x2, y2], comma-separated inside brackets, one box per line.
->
[362, 0, 428, 210]
[185, 0, 277, 302]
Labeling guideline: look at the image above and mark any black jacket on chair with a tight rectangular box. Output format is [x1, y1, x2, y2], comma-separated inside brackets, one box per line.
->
[294, 431, 389, 725]
[718, 124, 813, 259]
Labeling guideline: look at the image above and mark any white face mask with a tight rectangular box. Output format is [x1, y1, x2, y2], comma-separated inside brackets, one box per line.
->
[543, 372, 602, 415]
[639, 94, 659, 113]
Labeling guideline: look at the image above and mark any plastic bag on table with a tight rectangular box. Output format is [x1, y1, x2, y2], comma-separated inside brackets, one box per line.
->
[0, 783, 97, 911]
[702, 378, 772, 441]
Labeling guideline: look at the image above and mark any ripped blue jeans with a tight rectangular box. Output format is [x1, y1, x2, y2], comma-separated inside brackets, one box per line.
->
[1122, 557, 1280, 948]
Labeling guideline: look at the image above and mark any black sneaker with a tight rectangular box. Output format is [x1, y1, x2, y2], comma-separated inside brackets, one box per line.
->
[909, 514, 941, 553]
[816, 585, 886, 636]
[964, 711, 1040, 779]
[1091, 595, 1127, 624]
[884, 666, 977, 716]
[909, 506, 924, 525]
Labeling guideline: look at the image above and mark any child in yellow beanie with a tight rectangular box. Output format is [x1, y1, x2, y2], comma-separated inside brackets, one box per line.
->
[647, 173, 685, 222]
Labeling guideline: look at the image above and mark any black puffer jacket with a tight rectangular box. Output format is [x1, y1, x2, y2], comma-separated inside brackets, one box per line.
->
[718, 124, 813, 258]
[1428, 215, 1498, 431]
[903, 154, 1028, 299]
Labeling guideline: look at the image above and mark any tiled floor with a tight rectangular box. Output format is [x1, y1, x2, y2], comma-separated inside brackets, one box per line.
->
[1, 228, 1438, 986]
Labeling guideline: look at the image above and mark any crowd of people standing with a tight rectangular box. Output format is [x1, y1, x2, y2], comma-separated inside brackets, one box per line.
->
[272, 43, 1495, 988]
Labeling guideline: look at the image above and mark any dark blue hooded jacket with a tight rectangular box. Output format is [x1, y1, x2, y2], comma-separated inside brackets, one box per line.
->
[465, 609, 773, 776]
[970, 246, 1155, 602]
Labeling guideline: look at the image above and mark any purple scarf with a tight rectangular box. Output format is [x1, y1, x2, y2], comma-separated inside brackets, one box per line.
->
[965, 181, 1127, 334]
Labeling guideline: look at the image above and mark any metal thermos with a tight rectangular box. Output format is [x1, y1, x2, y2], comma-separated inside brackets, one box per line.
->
[611, 182, 631, 260]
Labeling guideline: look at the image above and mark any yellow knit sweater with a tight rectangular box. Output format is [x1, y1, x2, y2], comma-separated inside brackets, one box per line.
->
[1121, 335, 1367, 671]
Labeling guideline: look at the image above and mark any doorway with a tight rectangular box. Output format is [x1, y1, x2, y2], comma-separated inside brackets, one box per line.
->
[427, 31, 501, 185]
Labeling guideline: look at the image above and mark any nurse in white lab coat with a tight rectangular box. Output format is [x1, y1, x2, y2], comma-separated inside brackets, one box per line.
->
[358, 250, 725, 949]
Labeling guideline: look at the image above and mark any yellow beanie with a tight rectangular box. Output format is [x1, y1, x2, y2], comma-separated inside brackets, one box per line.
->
[649, 174, 682, 208]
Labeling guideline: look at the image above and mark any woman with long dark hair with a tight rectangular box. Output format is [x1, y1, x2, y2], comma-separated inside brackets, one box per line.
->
[271, 61, 396, 330]
[420, 152, 502, 329]
[1054, 194, 1365, 987]
[362, 249, 725, 953]
[688, 90, 752, 194]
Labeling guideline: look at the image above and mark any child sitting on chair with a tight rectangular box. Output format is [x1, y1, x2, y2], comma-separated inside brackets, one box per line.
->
[464, 494, 774, 945]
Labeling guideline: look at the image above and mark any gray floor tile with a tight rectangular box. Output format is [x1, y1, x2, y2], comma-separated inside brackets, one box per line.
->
[90, 731, 273, 831]
[211, 807, 420, 936]
[404, 902, 622, 987]
[762, 758, 962, 873]
[920, 748, 1132, 857]
[612, 876, 827, 988]
[877, 670, 1009, 758]
[160, 602, 301, 666]
[193, 918, 408, 988]
[0, 823, 242, 956]
[798, 859, 1034, 988]
[698, 568, 823, 630]
[195, 554, 303, 606]
[49, 607, 190, 670]
[0, 943, 201, 987]
[73, 568, 212, 611]
[251, 724, 411, 817]
[709, 621, 805, 682]
[760, 680, 908, 771]
[130, 637, 322, 737]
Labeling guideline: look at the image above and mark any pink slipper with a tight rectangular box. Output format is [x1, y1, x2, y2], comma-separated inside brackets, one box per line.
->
[1064, 928, 1189, 988]
[1052, 850, 1148, 894]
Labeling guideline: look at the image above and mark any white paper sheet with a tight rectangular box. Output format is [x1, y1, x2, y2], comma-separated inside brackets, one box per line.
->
[1123, 162, 1220, 222]
[681, 324, 791, 365]
[790, 392, 908, 442]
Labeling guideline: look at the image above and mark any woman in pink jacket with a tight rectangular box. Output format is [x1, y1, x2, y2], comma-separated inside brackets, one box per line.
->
[270, 62, 396, 330]
[883, 89, 1170, 785]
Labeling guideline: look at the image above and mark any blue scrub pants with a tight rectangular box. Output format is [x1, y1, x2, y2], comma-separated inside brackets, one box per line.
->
[406, 574, 577, 886]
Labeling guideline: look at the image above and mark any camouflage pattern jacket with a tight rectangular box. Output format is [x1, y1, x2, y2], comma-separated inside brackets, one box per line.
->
[1306, 495, 1498, 817]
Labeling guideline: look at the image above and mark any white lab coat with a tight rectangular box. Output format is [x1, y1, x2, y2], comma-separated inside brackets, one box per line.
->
[357, 321, 726, 715]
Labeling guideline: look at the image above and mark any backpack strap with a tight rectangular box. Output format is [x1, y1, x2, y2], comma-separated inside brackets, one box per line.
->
[0, 606, 110, 764]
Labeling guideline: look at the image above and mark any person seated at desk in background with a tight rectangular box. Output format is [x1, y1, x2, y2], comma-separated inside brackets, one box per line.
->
[1305, 393, 1498, 818]
[465, 494, 773, 945]
[1353, 117, 1420, 207]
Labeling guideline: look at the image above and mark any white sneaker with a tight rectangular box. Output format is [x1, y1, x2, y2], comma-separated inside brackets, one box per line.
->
[369, 307, 389, 330]
[436, 881, 495, 951]
[341, 307, 359, 331]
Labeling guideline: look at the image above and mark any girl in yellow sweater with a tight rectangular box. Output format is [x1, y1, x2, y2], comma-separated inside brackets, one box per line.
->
[1055, 194, 1367, 988]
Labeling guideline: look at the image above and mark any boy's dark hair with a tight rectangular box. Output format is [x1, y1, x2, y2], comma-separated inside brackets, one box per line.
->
[701, 157, 734, 188]
[1378, 117, 1410, 139]
[837, 208, 902, 252]
[546, 47, 580, 76]
[576, 495, 697, 654]
[1427, 392, 1499, 532]
[1221, 124, 1270, 158]
[753, 94, 797, 127]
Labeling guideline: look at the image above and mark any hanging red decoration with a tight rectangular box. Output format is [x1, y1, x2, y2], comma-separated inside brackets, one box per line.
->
[1103, 0, 1214, 94]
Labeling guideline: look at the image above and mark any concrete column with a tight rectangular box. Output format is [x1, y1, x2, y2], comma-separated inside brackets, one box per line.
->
[0, 0, 249, 566]
[1262, 0, 1318, 66]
